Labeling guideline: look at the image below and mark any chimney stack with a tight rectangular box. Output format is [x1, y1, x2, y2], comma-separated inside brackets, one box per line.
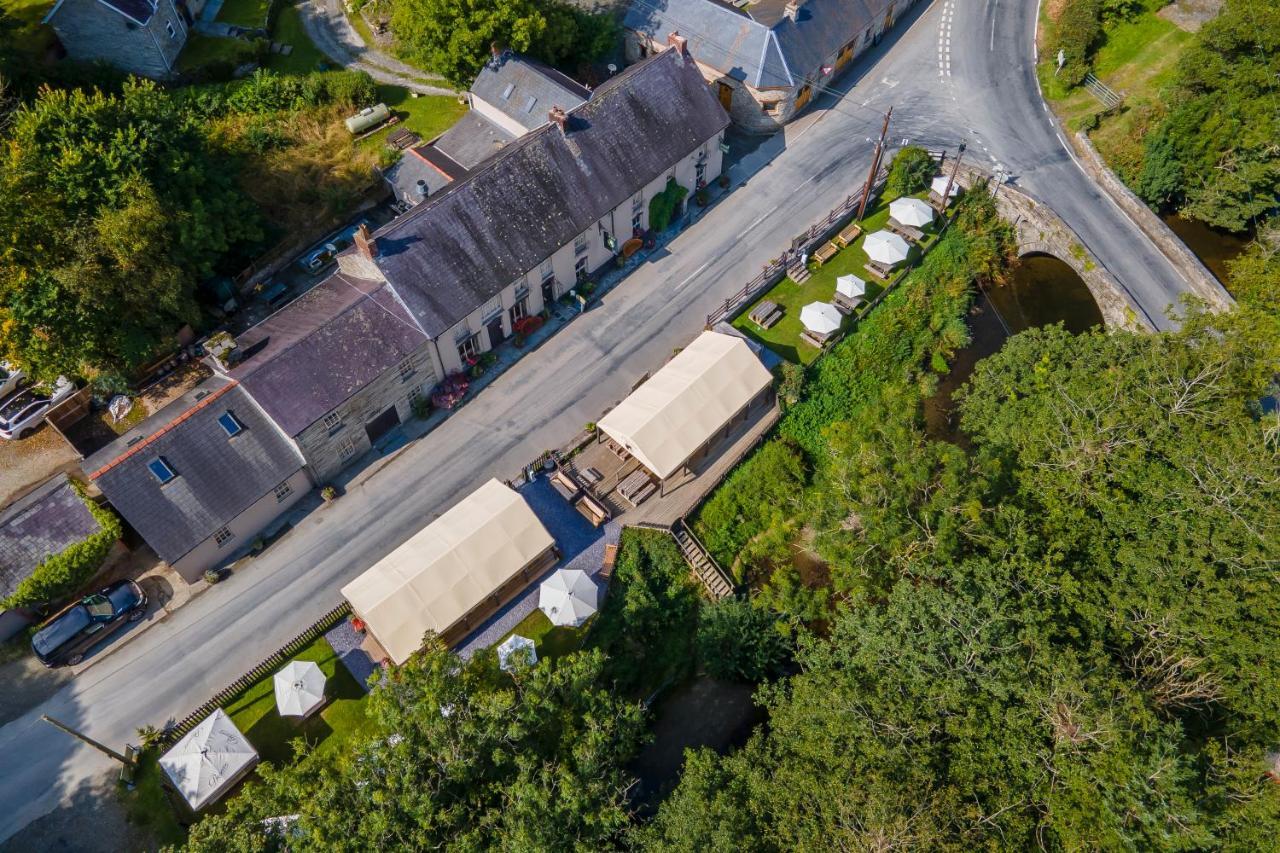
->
[783, 0, 801, 21]
[490, 41, 502, 64]
[548, 106, 569, 135]
[667, 31, 689, 60]
[354, 223, 378, 260]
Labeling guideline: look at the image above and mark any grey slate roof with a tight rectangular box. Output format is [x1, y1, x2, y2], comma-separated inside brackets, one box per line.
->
[0, 476, 104, 603]
[383, 147, 454, 204]
[624, 0, 893, 89]
[45, 0, 157, 26]
[432, 112, 516, 170]
[85, 377, 305, 565]
[365, 48, 730, 339]
[469, 53, 590, 133]
[229, 274, 428, 437]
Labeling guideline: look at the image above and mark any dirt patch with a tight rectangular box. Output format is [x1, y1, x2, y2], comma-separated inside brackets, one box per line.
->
[0, 425, 81, 509]
[0, 650, 71, 727]
[1157, 0, 1222, 32]
[1044, 0, 1068, 24]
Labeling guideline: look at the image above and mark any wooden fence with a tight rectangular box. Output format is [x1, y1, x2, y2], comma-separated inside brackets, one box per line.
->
[158, 602, 353, 746]
[705, 171, 887, 328]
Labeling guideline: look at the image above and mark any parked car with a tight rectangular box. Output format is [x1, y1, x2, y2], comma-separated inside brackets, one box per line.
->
[0, 361, 23, 400]
[0, 377, 74, 440]
[301, 243, 339, 274]
[31, 580, 147, 667]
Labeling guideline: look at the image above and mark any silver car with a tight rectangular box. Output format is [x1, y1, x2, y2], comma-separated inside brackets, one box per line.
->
[0, 362, 23, 400]
[0, 378, 74, 440]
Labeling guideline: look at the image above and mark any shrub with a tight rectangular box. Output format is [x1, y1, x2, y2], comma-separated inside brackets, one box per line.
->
[648, 178, 689, 233]
[4, 492, 121, 609]
[1050, 0, 1103, 88]
[885, 146, 935, 196]
[778, 362, 805, 407]
[692, 440, 807, 569]
[696, 597, 791, 682]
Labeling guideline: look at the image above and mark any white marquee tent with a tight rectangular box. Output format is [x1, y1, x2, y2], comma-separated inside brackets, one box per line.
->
[864, 230, 911, 267]
[159, 708, 259, 811]
[341, 479, 555, 665]
[497, 634, 537, 671]
[931, 175, 961, 199]
[597, 331, 772, 481]
[889, 196, 935, 228]
[539, 568, 600, 627]
[273, 660, 326, 718]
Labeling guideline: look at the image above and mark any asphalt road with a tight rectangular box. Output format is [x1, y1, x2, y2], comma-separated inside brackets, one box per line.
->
[0, 1, 1215, 842]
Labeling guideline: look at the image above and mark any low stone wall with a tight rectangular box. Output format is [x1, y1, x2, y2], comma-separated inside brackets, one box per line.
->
[1069, 132, 1233, 312]
[957, 166, 1153, 331]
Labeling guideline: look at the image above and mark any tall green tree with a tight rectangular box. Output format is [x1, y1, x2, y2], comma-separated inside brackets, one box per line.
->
[0, 80, 262, 385]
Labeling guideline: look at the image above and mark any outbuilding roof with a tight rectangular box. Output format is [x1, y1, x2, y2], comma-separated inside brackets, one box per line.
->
[469, 52, 590, 134]
[85, 377, 305, 565]
[44, 0, 158, 27]
[597, 331, 773, 480]
[0, 476, 104, 603]
[341, 479, 555, 665]
[228, 274, 427, 437]
[624, 0, 895, 89]
[361, 46, 730, 338]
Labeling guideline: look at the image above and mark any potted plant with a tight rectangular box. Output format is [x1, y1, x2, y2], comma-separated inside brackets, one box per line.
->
[203, 568, 223, 584]
[695, 188, 710, 207]
[350, 615, 367, 633]
[321, 485, 339, 502]
[717, 174, 730, 189]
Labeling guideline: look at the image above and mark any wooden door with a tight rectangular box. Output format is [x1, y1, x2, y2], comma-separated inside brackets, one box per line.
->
[794, 84, 812, 110]
[717, 81, 733, 111]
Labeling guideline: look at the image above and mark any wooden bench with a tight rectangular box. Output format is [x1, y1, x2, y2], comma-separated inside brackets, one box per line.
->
[617, 468, 657, 507]
[749, 300, 783, 329]
[600, 543, 618, 581]
[864, 261, 893, 281]
[605, 437, 630, 461]
[550, 469, 581, 501]
[833, 292, 865, 315]
[581, 467, 603, 486]
[887, 218, 925, 244]
[800, 329, 830, 349]
[812, 241, 840, 266]
[385, 128, 421, 150]
[575, 494, 610, 527]
[835, 222, 862, 247]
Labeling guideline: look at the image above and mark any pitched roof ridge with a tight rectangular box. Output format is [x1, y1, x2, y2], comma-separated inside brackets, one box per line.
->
[88, 381, 239, 481]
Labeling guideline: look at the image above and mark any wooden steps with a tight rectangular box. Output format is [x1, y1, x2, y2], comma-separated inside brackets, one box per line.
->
[673, 521, 735, 600]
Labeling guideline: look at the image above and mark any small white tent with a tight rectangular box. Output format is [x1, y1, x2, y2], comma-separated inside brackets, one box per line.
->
[931, 175, 961, 199]
[159, 708, 259, 811]
[497, 634, 537, 671]
[273, 660, 327, 718]
[539, 569, 600, 627]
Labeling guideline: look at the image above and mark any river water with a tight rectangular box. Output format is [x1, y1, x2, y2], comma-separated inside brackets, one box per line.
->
[924, 254, 1103, 443]
[1162, 214, 1252, 286]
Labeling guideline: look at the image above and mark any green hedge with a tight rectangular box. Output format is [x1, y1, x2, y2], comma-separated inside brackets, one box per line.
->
[648, 178, 689, 233]
[885, 146, 934, 197]
[1050, 0, 1103, 88]
[4, 489, 122, 609]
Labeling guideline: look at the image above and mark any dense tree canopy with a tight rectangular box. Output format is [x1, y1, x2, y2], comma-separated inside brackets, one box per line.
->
[0, 81, 262, 385]
[185, 641, 645, 851]
[1136, 0, 1280, 231]
[390, 0, 616, 89]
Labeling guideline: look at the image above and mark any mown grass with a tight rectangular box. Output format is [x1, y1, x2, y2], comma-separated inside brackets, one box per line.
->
[500, 607, 587, 661]
[732, 194, 935, 364]
[264, 2, 328, 75]
[358, 84, 467, 149]
[216, 0, 270, 27]
[178, 35, 255, 74]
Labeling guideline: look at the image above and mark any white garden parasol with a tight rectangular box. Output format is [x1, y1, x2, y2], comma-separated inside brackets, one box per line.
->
[159, 708, 259, 811]
[538, 568, 600, 628]
[931, 175, 961, 199]
[890, 196, 935, 228]
[836, 274, 867, 301]
[800, 302, 843, 336]
[273, 660, 327, 718]
[864, 230, 911, 267]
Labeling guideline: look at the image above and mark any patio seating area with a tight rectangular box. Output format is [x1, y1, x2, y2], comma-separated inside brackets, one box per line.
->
[748, 300, 783, 329]
[729, 193, 938, 365]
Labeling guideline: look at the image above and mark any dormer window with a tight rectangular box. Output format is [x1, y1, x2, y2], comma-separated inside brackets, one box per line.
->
[218, 411, 244, 437]
[148, 457, 177, 484]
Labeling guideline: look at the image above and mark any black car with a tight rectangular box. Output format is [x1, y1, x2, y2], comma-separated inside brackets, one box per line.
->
[31, 580, 147, 667]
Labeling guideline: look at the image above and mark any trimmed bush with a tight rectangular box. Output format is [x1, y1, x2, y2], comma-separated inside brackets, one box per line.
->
[4, 491, 122, 609]
[648, 178, 689, 233]
[1050, 0, 1103, 88]
[885, 146, 935, 196]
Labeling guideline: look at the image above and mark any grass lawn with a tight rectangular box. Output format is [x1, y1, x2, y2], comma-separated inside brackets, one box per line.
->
[178, 34, 254, 73]
[732, 195, 933, 364]
[265, 1, 329, 75]
[500, 608, 586, 661]
[216, 0, 270, 27]
[347, 7, 378, 48]
[358, 85, 467, 151]
[221, 635, 373, 766]
[124, 753, 188, 847]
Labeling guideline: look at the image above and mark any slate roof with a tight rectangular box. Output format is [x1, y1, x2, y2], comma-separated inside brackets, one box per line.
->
[383, 147, 454, 204]
[0, 476, 104, 603]
[624, 0, 894, 89]
[364, 47, 730, 338]
[228, 274, 428, 437]
[432, 113, 516, 170]
[45, 0, 157, 26]
[84, 377, 305, 565]
[469, 52, 590, 133]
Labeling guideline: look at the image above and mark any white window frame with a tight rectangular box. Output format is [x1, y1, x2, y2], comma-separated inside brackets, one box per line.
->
[273, 481, 293, 503]
[398, 356, 415, 381]
[574, 254, 589, 279]
[573, 233, 589, 256]
[322, 411, 343, 434]
[509, 296, 530, 326]
[457, 332, 482, 362]
[214, 526, 233, 548]
[338, 436, 357, 461]
[166, 20, 176, 39]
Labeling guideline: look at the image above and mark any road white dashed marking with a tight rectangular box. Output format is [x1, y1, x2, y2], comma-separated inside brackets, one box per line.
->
[938, 0, 956, 78]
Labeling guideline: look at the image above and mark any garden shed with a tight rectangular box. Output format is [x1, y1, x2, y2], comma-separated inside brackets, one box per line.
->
[341, 479, 557, 663]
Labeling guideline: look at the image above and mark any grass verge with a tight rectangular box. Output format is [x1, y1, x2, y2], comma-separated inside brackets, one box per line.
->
[215, 0, 271, 27]
[499, 608, 586, 661]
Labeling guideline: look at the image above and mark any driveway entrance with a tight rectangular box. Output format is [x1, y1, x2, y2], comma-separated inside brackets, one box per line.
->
[364, 406, 401, 444]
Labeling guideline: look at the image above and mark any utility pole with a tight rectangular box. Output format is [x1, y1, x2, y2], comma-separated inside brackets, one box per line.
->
[40, 714, 137, 767]
[856, 107, 893, 221]
[940, 142, 966, 207]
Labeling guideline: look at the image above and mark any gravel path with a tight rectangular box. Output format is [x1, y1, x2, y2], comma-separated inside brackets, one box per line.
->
[299, 0, 455, 95]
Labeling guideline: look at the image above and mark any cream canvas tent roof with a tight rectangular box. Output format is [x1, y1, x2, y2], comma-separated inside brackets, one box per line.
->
[597, 331, 772, 480]
[341, 479, 555, 665]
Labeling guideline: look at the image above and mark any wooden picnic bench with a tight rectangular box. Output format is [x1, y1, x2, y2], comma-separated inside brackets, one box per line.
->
[385, 128, 421, 150]
[800, 329, 830, 349]
[575, 494, 610, 527]
[812, 241, 840, 266]
[600, 543, 618, 581]
[605, 437, 631, 461]
[749, 300, 783, 329]
[550, 468, 581, 501]
[832, 292, 863, 315]
[617, 468, 657, 507]
[835, 222, 862, 247]
[581, 467, 603, 486]
[864, 261, 893, 281]
[887, 217, 925, 243]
